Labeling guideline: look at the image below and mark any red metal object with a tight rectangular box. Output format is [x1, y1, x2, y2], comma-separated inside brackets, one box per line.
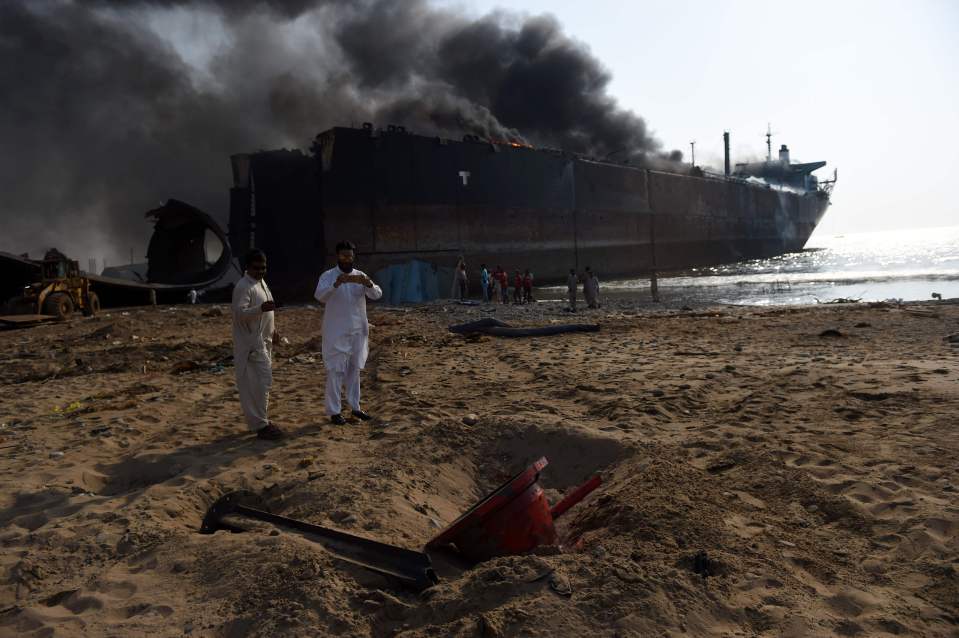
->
[550, 474, 602, 520]
[426, 457, 603, 563]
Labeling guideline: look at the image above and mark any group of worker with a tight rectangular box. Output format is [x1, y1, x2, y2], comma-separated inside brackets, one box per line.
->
[231, 240, 380, 441]
[477, 264, 534, 304]
[453, 259, 601, 309]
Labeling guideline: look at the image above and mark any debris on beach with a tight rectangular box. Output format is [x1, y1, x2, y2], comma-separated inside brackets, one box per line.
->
[202, 458, 602, 592]
[903, 307, 939, 318]
[449, 317, 600, 338]
[427, 458, 601, 563]
[201, 491, 438, 591]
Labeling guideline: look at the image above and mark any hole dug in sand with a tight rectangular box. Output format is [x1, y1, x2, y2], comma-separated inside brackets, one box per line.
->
[193, 423, 630, 598]
[476, 422, 630, 494]
[470, 422, 631, 547]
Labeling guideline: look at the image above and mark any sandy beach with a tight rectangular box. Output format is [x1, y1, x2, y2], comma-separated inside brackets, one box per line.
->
[1, 298, 957, 637]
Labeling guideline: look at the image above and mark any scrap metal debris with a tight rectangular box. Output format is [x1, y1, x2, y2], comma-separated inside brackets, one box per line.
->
[427, 457, 601, 563]
[449, 318, 600, 338]
[200, 491, 438, 591]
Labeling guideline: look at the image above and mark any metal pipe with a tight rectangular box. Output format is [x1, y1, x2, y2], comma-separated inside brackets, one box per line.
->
[549, 475, 602, 520]
[201, 491, 438, 591]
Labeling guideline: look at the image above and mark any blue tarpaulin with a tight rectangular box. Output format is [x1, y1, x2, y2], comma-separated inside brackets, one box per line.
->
[375, 260, 449, 304]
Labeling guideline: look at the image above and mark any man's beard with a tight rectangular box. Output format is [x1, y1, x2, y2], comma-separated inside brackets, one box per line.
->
[337, 261, 353, 273]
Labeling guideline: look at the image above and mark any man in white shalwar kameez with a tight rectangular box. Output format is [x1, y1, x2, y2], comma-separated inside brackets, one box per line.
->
[584, 267, 601, 309]
[567, 268, 579, 312]
[232, 250, 283, 440]
[314, 241, 383, 424]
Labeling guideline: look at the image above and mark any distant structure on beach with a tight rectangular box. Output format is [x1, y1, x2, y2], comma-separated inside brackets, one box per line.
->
[227, 123, 835, 300]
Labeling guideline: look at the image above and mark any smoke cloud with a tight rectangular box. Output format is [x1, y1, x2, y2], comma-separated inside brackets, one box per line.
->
[0, 0, 679, 266]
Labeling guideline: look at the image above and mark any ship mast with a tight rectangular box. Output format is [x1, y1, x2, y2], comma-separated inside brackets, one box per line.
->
[765, 123, 772, 162]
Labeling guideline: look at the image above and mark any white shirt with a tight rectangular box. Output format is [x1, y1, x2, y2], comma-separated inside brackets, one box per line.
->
[586, 275, 600, 296]
[231, 274, 275, 374]
[314, 267, 383, 371]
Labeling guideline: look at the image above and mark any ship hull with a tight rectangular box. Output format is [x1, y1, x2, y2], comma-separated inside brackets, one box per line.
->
[230, 128, 829, 299]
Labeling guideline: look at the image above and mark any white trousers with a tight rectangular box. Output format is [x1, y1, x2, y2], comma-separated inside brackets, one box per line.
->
[325, 360, 361, 416]
[236, 354, 272, 431]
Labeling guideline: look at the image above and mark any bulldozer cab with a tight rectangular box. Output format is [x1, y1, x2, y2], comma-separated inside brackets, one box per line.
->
[41, 249, 79, 282]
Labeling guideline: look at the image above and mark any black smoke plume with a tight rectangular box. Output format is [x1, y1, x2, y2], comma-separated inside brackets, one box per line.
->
[0, 0, 680, 266]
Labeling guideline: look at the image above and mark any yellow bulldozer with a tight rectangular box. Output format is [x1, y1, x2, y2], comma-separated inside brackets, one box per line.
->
[5, 249, 100, 321]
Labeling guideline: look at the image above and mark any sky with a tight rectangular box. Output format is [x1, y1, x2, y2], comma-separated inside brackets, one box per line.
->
[448, 0, 959, 237]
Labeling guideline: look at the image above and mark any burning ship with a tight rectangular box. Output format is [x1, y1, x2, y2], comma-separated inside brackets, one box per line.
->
[227, 124, 834, 300]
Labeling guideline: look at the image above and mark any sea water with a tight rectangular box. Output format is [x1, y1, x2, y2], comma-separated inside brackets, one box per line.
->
[568, 225, 959, 306]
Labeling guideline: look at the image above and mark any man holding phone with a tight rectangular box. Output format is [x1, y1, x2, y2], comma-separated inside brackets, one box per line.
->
[314, 241, 383, 424]
[231, 249, 283, 440]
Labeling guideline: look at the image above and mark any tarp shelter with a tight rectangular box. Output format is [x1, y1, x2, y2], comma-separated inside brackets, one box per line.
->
[375, 260, 447, 304]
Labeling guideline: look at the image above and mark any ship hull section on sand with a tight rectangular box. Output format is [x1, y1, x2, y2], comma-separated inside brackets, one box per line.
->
[231, 127, 829, 299]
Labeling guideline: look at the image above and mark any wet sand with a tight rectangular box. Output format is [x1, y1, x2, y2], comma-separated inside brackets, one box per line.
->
[1, 299, 957, 637]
